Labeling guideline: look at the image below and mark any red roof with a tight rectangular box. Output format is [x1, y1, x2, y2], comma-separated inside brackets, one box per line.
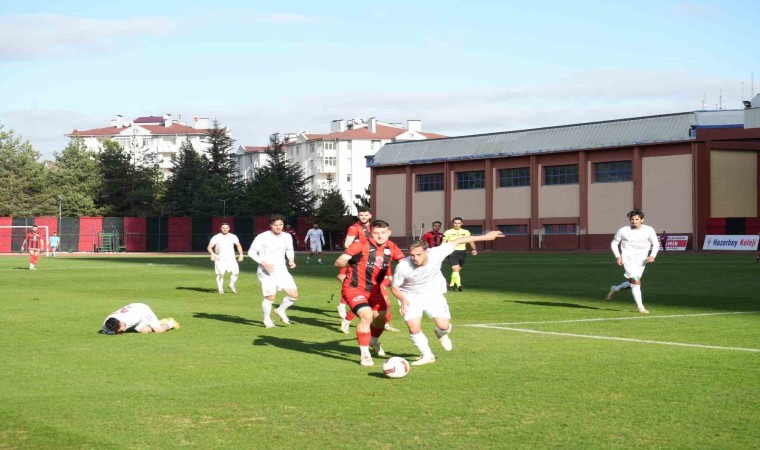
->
[303, 124, 446, 141]
[67, 123, 209, 137]
[133, 116, 164, 123]
[243, 146, 268, 153]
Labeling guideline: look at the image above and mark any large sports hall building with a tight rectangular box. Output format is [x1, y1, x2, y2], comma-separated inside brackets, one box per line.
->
[369, 101, 760, 250]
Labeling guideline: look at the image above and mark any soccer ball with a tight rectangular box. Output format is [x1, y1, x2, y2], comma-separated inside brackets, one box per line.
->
[382, 357, 410, 379]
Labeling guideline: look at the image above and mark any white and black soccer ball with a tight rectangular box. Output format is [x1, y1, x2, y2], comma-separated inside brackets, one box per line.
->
[382, 356, 410, 379]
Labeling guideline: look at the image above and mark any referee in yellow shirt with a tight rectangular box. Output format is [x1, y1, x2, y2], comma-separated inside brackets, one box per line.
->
[443, 217, 477, 291]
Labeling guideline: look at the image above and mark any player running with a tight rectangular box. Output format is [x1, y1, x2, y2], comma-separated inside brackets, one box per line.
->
[335, 220, 406, 366]
[207, 223, 244, 294]
[606, 209, 660, 314]
[248, 214, 299, 328]
[337, 208, 399, 334]
[391, 230, 504, 365]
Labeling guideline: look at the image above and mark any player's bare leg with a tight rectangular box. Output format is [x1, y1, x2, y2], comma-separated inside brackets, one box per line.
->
[355, 306, 374, 365]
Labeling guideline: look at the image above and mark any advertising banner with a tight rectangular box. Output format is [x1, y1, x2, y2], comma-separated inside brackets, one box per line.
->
[664, 235, 689, 251]
[702, 235, 759, 251]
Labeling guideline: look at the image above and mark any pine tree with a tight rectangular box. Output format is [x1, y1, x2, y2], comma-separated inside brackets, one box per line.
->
[354, 184, 371, 213]
[96, 139, 162, 216]
[163, 139, 209, 215]
[0, 122, 48, 216]
[315, 175, 352, 249]
[47, 136, 102, 216]
[204, 120, 238, 179]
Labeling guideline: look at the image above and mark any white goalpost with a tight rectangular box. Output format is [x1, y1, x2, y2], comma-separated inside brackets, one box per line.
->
[0, 225, 50, 256]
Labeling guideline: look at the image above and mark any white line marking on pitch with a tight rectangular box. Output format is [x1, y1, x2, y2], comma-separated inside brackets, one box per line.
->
[468, 326, 760, 353]
[467, 311, 760, 326]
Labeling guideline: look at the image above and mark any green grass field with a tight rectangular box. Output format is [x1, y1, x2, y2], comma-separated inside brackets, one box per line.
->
[1, 251, 758, 449]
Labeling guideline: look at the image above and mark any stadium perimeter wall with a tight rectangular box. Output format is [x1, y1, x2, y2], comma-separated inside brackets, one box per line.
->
[0, 216, 313, 253]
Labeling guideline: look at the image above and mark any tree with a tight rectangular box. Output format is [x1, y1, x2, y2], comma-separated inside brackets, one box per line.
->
[96, 138, 162, 216]
[242, 133, 316, 216]
[315, 175, 352, 250]
[47, 137, 102, 216]
[353, 184, 371, 213]
[0, 122, 48, 216]
[163, 139, 209, 216]
[204, 120, 238, 179]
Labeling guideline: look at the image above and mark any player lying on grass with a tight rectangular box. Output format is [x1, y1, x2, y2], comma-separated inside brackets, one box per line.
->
[102, 303, 179, 335]
[391, 230, 504, 365]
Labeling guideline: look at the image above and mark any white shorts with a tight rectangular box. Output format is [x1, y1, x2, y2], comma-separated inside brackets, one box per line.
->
[622, 256, 647, 280]
[401, 292, 451, 321]
[258, 268, 297, 296]
[215, 257, 239, 275]
[309, 242, 322, 253]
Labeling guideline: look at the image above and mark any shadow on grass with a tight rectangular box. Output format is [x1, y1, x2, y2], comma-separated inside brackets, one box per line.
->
[252, 335, 357, 363]
[177, 287, 218, 293]
[506, 300, 613, 310]
[193, 312, 260, 326]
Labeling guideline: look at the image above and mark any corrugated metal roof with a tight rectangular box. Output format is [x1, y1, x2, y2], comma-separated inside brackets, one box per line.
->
[371, 110, 744, 166]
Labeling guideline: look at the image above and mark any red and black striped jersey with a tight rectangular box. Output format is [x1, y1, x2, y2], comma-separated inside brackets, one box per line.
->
[347, 221, 371, 245]
[344, 239, 405, 291]
[25, 232, 44, 250]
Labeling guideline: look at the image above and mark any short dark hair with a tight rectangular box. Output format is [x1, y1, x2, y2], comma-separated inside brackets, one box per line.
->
[432, 221, 441, 226]
[452, 217, 463, 222]
[357, 206, 371, 213]
[104, 318, 121, 333]
[371, 219, 390, 229]
[627, 209, 645, 219]
[269, 214, 286, 224]
[409, 239, 429, 251]
[220, 222, 230, 227]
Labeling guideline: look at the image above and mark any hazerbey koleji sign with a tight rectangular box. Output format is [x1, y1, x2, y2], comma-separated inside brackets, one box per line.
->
[702, 235, 759, 251]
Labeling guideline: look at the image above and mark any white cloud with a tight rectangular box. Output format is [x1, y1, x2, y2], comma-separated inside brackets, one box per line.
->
[0, 14, 176, 60]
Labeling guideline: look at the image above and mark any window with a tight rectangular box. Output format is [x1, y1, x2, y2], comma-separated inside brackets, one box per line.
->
[544, 165, 578, 185]
[463, 225, 483, 235]
[347, 141, 352, 150]
[595, 161, 632, 182]
[417, 173, 444, 192]
[498, 224, 528, 235]
[324, 141, 335, 150]
[347, 174, 351, 182]
[324, 156, 336, 166]
[498, 168, 529, 187]
[456, 171, 485, 189]
[544, 224, 577, 235]
[142, 138, 153, 147]
[161, 136, 176, 145]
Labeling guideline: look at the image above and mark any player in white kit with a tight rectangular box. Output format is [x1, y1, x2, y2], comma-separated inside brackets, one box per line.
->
[102, 303, 179, 335]
[207, 223, 244, 294]
[304, 223, 325, 264]
[390, 230, 504, 365]
[606, 209, 660, 314]
[248, 214, 299, 328]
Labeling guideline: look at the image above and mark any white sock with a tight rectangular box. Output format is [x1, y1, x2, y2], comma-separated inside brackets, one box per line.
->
[279, 296, 296, 312]
[262, 299, 274, 317]
[614, 281, 631, 291]
[359, 346, 370, 357]
[434, 324, 452, 338]
[318, 258, 322, 263]
[410, 332, 432, 357]
[216, 274, 224, 291]
[229, 273, 238, 288]
[631, 284, 645, 310]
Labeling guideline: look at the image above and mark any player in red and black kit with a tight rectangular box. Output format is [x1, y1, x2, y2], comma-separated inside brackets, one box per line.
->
[335, 220, 406, 366]
[22, 225, 45, 270]
[421, 221, 444, 248]
[337, 208, 400, 333]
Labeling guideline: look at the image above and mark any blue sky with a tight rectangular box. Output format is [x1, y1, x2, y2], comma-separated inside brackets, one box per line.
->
[1, 0, 758, 158]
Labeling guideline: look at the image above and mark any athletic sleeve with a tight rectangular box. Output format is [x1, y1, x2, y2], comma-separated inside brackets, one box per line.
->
[248, 234, 264, 263]
[611, 228, 623, 258]
[285, 234, 295, 263]
[391, 242, 406, 261]
[392, 260, 411, 288]
[346, 240, 363, 256]
[648, 227, 660, 258]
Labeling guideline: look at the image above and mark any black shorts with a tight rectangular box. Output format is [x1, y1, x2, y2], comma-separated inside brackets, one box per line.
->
[447, 250, 467, 267]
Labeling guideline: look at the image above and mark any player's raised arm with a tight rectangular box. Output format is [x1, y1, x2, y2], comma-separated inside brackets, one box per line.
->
[449, 230, 504, 247]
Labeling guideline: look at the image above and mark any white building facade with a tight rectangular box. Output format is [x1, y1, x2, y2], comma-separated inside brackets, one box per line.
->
[67, 114, 223, 177]
[234, 145, 271, 181]
[284, 118, 445, 213]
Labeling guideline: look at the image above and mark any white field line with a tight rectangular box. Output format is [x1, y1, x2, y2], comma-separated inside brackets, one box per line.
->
[466, 311, 760, 353]
[468, 325, 760, 353]
[466, 311, 760, 326]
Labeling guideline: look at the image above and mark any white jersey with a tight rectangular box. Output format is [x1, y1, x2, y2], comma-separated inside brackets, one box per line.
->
[248, 230, 295, 274]
[209, 233, 240, 259]
[393, 242, 456, 295]
[102, 303, 160, 334]
[611, 224, 659, 259]
[305, 228, 324, 245]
